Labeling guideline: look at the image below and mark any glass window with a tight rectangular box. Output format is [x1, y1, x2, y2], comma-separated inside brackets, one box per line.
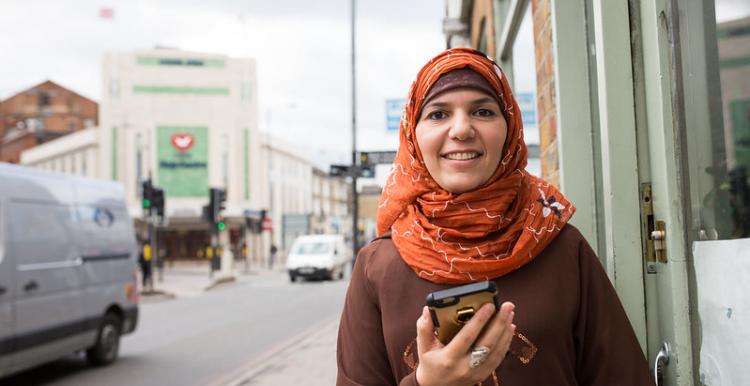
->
[293, 241, 330, 255]
[510, 4, 541, 177]
[691, 2, 750, 240]
[8, 202, 77, 264]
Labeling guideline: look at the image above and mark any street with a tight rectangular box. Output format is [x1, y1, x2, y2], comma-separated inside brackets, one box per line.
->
[0, 269, 348, 386]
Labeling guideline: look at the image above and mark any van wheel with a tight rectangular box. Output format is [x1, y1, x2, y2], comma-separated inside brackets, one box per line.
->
[337, 268, 344, 280]
[86, 313, 122, 366]
[289, 273, 297, 283]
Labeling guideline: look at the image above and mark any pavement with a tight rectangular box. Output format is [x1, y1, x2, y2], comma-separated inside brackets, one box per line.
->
[140, 261, 340, 386]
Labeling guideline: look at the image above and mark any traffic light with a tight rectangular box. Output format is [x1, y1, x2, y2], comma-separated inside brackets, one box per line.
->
[152, 187, 165, 218]
[141, 179, 153, 212]
[208, 188, 227, 231]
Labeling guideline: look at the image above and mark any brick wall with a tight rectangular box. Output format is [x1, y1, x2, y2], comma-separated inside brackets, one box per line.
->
[531, 0, 559, 187]
[0, 80, 98, 163]
[469, 0, 496, 57]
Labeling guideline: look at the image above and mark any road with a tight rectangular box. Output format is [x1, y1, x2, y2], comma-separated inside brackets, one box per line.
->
[0, 271, 348, 386]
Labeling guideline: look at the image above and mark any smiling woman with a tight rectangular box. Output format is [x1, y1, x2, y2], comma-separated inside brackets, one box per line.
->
[415, 68, 508, 194]
[336, 48, 654, 386]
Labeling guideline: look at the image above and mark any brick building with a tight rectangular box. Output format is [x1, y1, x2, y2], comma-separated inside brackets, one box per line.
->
[0, 80, 98, 163]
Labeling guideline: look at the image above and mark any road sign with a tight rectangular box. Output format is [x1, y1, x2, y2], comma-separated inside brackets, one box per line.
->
[359, 151, 396, 166]
[329, 164, 376, 178]
[386, 99, 406, 132]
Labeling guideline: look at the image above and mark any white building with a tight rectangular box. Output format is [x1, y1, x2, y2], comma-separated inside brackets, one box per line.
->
[20, 127, 99, 178]
[99, 48, 262, 218]
[260, 133, 350, 257]
[311, 167, 350, 236]
[19, 48, 352, 267]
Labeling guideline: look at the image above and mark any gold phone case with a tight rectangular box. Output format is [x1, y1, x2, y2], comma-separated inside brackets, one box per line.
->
[427, 282, 497, 345]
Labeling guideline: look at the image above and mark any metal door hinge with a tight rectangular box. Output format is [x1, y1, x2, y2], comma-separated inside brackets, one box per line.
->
[641, 183, 668, 273]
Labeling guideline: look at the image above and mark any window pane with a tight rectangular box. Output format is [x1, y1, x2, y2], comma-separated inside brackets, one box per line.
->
[511, 5, 540, 177]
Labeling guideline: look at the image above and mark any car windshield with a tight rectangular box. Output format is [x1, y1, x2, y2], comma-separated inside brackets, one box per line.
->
[293, 241, 330, 255]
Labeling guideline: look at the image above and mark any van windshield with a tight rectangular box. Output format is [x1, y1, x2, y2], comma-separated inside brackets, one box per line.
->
[293, 242, 330, 255]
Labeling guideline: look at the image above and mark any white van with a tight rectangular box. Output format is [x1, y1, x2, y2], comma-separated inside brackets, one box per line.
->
[286, 234, 350, 282]
[0, 163, 139, 378]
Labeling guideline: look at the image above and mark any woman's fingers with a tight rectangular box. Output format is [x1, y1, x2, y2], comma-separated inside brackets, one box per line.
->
[474, 302, 515, 350]
[444, 302, 496, 357]
[416, 306, 437, 357]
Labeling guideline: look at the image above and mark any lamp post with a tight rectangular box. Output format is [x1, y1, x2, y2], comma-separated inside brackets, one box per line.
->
[351, 0, 360, 263]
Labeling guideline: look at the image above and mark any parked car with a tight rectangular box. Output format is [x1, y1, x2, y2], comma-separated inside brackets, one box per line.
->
[0, 163, 139, 378]
[286, 234, 350, 282]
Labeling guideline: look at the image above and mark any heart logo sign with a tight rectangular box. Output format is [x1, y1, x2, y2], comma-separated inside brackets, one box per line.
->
[171, 133, 194, 152]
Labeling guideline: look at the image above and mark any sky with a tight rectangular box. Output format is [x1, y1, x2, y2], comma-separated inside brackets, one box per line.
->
[0, 0, 446, 171]
[1, 0, 747, 177]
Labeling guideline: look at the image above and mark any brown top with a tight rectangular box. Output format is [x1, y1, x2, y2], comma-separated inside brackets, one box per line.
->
[337, 225, 655, 386]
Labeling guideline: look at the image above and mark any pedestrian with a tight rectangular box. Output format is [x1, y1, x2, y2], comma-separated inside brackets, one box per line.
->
[269, 243, 278, 269]
[336, 48, 654, 386]
[139, 243, 152, 289]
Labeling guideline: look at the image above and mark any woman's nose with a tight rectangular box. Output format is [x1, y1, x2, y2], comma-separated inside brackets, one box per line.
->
[449, 111, 475, 140]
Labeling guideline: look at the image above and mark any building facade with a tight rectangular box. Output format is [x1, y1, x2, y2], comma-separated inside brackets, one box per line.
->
[445, 1, 750, 385]
[311, 167, 350, 236]
[99, 48, 264, 263]
[20, 127, 99, 178]
[0, 80, 97, 163]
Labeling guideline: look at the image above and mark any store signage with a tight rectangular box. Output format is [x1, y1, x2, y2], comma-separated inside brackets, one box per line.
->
[158, 126, 208, 197]
[171, 133, 195, 152]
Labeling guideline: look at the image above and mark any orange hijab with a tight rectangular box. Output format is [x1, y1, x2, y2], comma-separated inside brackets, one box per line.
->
[377, 48, 575, 284]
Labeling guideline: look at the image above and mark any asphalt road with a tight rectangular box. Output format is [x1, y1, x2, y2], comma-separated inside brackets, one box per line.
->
[0, 272, 348, 386]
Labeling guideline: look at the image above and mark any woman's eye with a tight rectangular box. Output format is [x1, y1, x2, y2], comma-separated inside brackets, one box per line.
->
[474, 108, 496, 117]
[427, 111, 447, 120]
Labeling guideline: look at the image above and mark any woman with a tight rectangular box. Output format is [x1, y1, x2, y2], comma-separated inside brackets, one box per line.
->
[337, 48, 653, 386]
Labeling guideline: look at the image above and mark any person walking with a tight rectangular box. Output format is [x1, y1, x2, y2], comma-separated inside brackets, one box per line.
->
[269, 243, 278, 270]
[336, 48, 654, 386]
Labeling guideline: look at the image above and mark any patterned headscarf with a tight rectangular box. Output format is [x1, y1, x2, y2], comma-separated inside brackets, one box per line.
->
[376, 48, 576, 284]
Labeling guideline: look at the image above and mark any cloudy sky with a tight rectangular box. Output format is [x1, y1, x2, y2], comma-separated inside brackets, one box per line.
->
[1, 0, 747, 173]
[0, 0, 445, 169]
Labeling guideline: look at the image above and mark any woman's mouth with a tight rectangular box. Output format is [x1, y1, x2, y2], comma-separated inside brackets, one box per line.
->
[442, 151, 481, 161]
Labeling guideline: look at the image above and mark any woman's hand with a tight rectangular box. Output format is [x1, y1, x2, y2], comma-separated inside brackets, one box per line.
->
[414, 302, 515, 386]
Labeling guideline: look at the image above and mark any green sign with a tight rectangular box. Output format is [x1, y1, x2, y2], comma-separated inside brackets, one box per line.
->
[157, 126, 208, 197]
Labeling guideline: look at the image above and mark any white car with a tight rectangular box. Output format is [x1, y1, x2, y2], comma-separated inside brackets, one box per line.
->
[286, 235, 350, 282]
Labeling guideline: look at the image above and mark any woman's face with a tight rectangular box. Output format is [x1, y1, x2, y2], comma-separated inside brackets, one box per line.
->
[415, 88, 507, 194]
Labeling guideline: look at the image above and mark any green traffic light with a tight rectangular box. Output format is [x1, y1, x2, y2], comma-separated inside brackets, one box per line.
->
[142, 199, 151, 209]
[217, 221, 226, 231]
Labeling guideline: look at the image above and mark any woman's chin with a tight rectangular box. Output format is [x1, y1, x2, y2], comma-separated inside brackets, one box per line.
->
[437, 178, 484, 195]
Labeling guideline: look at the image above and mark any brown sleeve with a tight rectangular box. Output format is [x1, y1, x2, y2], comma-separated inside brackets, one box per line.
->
[574, 237, 656, 386]
[337, 243, 419, 386]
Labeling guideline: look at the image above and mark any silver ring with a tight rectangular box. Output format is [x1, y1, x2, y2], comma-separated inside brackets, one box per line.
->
[469, 346, 491, 369]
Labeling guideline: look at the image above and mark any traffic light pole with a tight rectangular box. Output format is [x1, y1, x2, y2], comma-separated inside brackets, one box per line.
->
[150, 211, 160, 284]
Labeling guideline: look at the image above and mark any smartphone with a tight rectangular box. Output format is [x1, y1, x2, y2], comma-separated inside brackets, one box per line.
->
[426, 281, 498, 345]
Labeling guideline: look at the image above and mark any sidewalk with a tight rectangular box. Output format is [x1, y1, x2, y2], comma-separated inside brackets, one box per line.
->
[218, 318, 339, 386]
[140, 260, 265, 300]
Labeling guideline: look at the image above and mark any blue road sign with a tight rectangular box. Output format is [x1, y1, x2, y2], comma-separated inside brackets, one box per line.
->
[386, 99, 406, 132]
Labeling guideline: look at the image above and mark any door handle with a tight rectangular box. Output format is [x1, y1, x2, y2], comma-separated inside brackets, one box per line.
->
[23, 281, 39, 292]
[654, 342, 670, 386]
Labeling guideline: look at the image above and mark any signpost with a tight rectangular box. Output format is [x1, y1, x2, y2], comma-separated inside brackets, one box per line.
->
[329, 164, 375, 178]
[359, 150, 396, 166]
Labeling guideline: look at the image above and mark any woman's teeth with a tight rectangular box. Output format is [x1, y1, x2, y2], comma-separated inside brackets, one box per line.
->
[444, 152, 479, 160]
